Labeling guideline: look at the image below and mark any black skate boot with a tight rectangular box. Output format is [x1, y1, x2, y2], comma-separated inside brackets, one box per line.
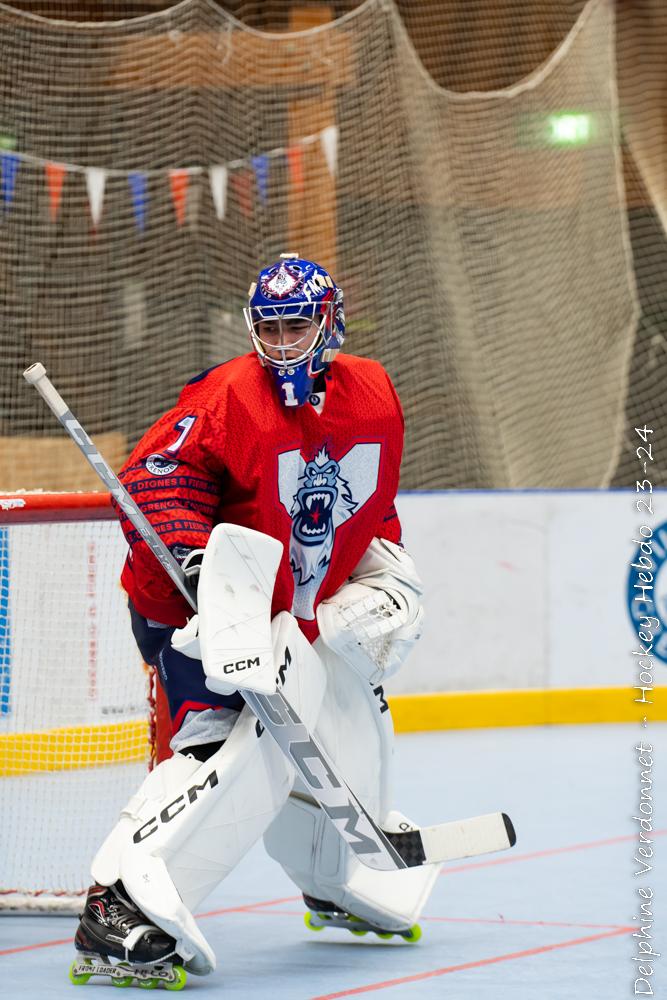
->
[303, 892, 422, 943]
[70, 882, 187, 989]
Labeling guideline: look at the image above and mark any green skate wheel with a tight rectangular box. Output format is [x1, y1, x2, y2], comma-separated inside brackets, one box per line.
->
[375, 932, 394, 940]
[402, 924, 422, 943]
[111, 962, 134, 988]
[304, 912, 325, 932]
[138, 978, 159, 989]
[349, 928, 368, 936]
[165, 966, 187, 991]
[68, 959, 92, 985]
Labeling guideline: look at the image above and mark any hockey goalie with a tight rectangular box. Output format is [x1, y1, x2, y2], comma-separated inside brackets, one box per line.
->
[66, 254, 511, 990]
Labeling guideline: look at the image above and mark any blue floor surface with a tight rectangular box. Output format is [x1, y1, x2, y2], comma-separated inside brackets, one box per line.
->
[2, 723, 665, 999]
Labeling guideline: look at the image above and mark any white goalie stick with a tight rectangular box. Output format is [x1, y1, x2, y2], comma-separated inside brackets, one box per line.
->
[24, 362, 516, 871]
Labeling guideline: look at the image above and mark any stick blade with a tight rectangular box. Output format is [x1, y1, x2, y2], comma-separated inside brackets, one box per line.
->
[420, 811, 516, 864]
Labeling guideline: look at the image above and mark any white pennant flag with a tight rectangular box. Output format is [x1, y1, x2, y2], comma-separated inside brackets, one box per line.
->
[320, 125, 338, 177]
[85, 167, 107, 226]
[209, 165, 228, 220]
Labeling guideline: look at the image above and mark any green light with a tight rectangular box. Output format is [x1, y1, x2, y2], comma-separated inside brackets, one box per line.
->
[547, 113, 591, 145]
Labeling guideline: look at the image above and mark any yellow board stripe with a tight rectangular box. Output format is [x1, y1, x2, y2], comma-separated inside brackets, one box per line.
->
[0, 720, 149, 777]
[389, 687, 667, 732]
[1, 688, 665, 776]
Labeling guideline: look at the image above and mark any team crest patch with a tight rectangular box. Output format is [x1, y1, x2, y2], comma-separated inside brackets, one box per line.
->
[145, 453, 178, 476]
[627, 519, 667, 663]
[261, 262, 303, 300]
[278, 442, 382, 620]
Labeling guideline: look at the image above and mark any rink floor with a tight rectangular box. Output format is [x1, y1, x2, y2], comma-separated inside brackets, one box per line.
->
[2, 723, 665, 999]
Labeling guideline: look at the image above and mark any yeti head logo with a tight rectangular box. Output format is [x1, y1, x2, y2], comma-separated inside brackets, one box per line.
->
[290, 446, 356, 585]
[278, 441, 382, 619]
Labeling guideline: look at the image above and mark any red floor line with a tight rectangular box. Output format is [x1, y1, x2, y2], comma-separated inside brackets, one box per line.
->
[423, 915, 628, 930]
[259, 909, 628, 932]
[196, 894, 302, 918]
[309, 926, 634, 1000]
[0, 895, 304, 957]
[234, 907, 629, 932]
[0, 937, 73, 957]
[442, 828, 667, 874]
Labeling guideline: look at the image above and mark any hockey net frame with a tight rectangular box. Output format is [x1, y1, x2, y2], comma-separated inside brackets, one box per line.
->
[0, 492, 171, 913]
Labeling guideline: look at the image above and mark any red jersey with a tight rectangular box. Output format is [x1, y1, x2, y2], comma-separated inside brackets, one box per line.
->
[117, 352, 404, 642]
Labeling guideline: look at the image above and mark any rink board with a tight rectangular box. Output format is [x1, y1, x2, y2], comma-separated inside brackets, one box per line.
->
[0, 490, 663, 775]
[389, 489, 665, 694]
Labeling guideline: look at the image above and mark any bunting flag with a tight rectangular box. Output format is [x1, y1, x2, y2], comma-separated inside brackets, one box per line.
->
[251, 155, 269, 205]
[0, 152, 19, 210]
[286, 145, 305, 194]
[320, 124, 339, 177]
[0, 125, 334, 227]
[169, 169, 189, 227]
[230, 170, 253, 219]
[45, 162, 67, 221]
[85, 167, 107, 228]
[209, 165, 228, 220]
[128, 172, 148, 233]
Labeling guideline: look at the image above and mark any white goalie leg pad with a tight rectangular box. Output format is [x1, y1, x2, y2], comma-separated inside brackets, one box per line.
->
[92, 611, 326, 975]
[264, 642, 440, 931]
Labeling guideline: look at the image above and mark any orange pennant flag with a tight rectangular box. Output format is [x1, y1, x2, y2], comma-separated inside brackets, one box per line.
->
[286, 145, 305, 194]
[169, 169, 189, 227]
[230, 170, 253, 219]
[45, 162, 67, 221]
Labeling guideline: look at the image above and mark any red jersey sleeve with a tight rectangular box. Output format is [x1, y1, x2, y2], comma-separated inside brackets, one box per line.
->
[115, 403, 225, 626]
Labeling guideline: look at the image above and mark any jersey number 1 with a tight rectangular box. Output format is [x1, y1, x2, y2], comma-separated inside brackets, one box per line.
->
[166, 415, 197, 453]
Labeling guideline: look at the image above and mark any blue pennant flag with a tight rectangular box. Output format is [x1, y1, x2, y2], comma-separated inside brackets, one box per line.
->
[251, 155, 269, 205]
[0, 153, 19, 211]
[128, 171, 148, 232]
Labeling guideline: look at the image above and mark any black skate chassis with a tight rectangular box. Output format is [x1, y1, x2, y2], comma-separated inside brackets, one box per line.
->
[70, 955, 187, 990]
[304, 896, 422, 943]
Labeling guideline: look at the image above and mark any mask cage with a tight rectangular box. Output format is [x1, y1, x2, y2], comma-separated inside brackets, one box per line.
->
[244, 300, 334, 371]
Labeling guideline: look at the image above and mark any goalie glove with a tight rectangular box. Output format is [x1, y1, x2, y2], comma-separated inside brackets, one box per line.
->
[316, 538, 424, 686]
[171, 613, 201, 660]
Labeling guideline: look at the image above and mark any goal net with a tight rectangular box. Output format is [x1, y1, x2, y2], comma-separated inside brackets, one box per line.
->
[0, 0, 638, 491]
[0, 494, 153, 911]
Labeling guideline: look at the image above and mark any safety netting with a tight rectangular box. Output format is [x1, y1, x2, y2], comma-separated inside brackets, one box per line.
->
[0, 0, 654, 489]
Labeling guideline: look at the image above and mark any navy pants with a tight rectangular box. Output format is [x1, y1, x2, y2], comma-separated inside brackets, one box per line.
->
[128, 600, 245, 732]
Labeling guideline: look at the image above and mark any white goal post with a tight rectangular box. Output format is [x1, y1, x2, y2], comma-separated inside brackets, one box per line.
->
[0, 492, 157, 912]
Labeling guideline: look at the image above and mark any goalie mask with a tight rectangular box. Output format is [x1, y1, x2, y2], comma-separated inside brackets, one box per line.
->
[244, 253, 345, 407]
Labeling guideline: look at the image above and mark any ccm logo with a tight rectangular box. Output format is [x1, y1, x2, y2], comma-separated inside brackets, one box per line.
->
[223, 656, 260, 674]
[133, 770, 219, 843]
